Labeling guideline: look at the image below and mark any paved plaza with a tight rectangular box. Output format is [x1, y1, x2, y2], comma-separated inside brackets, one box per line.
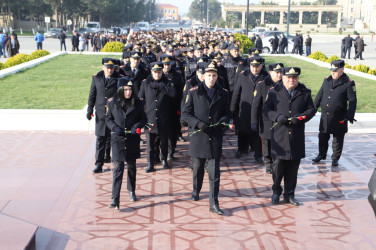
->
[0, 127, 375, 249]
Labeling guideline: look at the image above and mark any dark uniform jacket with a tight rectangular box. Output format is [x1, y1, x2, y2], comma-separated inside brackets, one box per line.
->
[142, 52, 157, 69]
[217, 64, 230, 91]
[164, 68, 185, 116]
[138, 75, 176, 133]
[255, 37, 263, 50]
[251, 76, 281, 139]
[105, 97, 146, 161]
[230, 68, 268, 133]
[314, 73, 357, 134]
[182, 83, 231, 159]
[181, 75, 203, 109]
[120, 64, 150, 97]
[343, 37, 354, 48]
[87, 70, 120, 136]
[222, 55, 243, 92]
[263, 83, 316, 160]
[185, 56, 198, 80]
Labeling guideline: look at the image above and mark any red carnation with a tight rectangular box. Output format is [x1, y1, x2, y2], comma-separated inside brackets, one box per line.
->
[149, 128, 152, 131]
[339, 120, 344, 124]
[298, 115, 307, 120]
[230, 124, 235, 130]
[136, 128, 141, 135]
[151, 123, 155, 126]
[91, 114, 94, 117]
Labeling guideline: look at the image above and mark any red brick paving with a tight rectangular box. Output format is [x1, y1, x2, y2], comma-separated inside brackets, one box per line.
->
[0, 130, 375, 249]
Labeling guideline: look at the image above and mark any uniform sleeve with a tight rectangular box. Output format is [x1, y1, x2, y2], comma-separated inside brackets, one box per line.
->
[160, 81, 176, 97]
[105, 102, 117, 132]
[138, 80, 146, 99]
[314, 81, 324, 110]
[263, 90, 280, 122]
[87, 77, 96, 114]
[230, 75, 242, 114]
[182, 91, 201, 129]
[300, 89, 316, 122]
[218, 91, 232, 124]
[132, 101, 147, 130]
[251, 83, 263, 125]
[346, 81, 357, 119]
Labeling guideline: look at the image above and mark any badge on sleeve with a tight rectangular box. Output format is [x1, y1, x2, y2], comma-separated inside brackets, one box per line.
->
[253, 90, 257, 97]
[185, 94, 189, 103]
[265, 93, 268, 102]
[352, 86, 356, 92]
[105, 105, 109, 115]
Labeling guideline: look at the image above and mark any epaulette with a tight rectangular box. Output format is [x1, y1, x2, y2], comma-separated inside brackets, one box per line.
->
[108, 97, 114, 103]
[269, 87, 274, 90]
[190, 86, 198, 92]
[240, 70, 245, 74]
[258, 81, 263, 83]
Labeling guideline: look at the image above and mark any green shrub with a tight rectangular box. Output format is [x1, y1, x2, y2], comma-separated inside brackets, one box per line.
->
[101, 41, 125, 52]
[353, 64, 370, 73]
[368, 69, 376, 75]
[30, 50, 50, 59]
[344, 63, 352, 69]
[234, 33, 254, 54]
[326, 55, 341, 63]
[0, 62, 3, 70]
[308, 51, 328, 61]
[3, 54, 32, 68]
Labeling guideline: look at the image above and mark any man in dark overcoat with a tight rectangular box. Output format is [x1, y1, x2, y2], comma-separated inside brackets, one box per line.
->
[231, 57, 268, 162]
[222, 44, 244, 98]
[312, 60, 357, 166]
[184, 45, 198, 80]
[182, 61, 231, 215]
[138, 62, 176, 172]
[343, 34, 354, 59]
[120, 51, 150, 97]
[251, 63, 284, 174]
[263, 67, 316, 206]
[87, 58, 120, 173]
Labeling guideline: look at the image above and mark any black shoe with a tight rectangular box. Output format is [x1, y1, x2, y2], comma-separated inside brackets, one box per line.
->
[154, 158, 161, 165]
[109, 198, 119, 209]
[209, 205, 224, 215]
[93, 164, 103, 173]
[178, 136, 186, 142]
[145, 165, 155, 173]
[191, 193, 199, 201]
[255, 156, 264, 164]
[332, 158, 339, 166]
[162, 160, 170, 169]
[312, 155, 326, 163]
[168, 154, 176, 160]
[271, 194, 280, 204]
[284, 196, 299, 206]
[129, 191, 137, 201]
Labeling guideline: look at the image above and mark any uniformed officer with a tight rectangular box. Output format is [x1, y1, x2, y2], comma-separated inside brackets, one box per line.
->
[222, 43, 243, 97]
[87, 58, 120, 173]
[182, 61, 231, 215]
[160, 55, 185, 159]
[211, 52, 230, 91]
[263, 67, 316, 206]
[184, 45, 197, 80]
[138, 62, 176, 172]
[231, 56, 268, 162]
[120, 51, 150, 97]
[312, 60, 357, 166]
[251, 63, 284, 174]
[142, 43, 157, 70]
[106, 77, 147, 209]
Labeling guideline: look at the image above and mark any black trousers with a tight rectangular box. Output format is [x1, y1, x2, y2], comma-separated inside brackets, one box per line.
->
[60, 40, 66, 51]
[262, 138, 273, 170]
[72, 45, 79, 51]
[37, 42, 42, 50]
[112, 159, 137, 199]
[354, 50, 363, 60]
[345, 47, 351, 59]
[237, 131, 262, 157]
[192, 157, 220, 207]
[168, 115, 179, 156]
[147, 132, 168, 166]
[318, 132, 345, 160]
[95, 127, 111, 166]
[272, 159, 300, 198]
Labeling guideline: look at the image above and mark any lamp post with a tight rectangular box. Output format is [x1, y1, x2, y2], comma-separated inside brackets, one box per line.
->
[326, 18, 329, 32]
[286, 0, 291, 52]
[246, 0, 249, 36]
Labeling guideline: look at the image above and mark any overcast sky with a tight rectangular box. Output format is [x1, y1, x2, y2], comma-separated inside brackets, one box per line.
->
[157, 0, 260, 15]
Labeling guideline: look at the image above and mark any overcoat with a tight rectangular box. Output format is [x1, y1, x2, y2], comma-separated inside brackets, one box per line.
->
[119, 63, 150, 97]
[222, 55, 243, 92]
[314, 73, 357, 134]
[105, 97, 146, 161]
[182, 83, 231, 159]
[263, 83, 316, 160]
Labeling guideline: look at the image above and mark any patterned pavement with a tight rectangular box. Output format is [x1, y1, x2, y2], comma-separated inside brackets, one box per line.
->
[0, 130, 375, 249]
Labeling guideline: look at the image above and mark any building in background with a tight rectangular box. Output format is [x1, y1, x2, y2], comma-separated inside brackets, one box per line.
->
[156, 4, 179, 21]
[338, 0, 376, 31]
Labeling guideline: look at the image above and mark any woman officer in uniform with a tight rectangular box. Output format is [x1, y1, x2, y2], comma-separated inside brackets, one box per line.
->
[106, 76, 146, 209]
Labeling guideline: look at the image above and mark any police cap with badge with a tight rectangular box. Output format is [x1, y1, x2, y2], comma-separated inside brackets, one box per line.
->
[187, 45, 195, 52]
[196, 62, 206, 74]
[130, 50, 142, 59]
[102, 58, 116, 68]
[150, 61, 163, 71]
[229, 44, 240, 51]
[166, 44, 174, 52]
[269, 63, 284, 72]
[117, 76, 134, 88]
[248, 48, 260, 56]
[212, 52, 223, 61]
[330, 60, 345, 71]
[248, 56, 263, 66]
[283, 67, 301, 77]
[160, 55, 173, 65]
[205, 61, 218, 73]
[194, 44, 204, 51]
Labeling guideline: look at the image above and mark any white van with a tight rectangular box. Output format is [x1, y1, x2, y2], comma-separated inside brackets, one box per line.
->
[136, 22, 151, 31]
[248, 27, 266, 37]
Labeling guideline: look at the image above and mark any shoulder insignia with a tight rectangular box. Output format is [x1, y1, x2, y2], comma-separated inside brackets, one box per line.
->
[190, 86, 198, 92]
[236, 68, 239, 73]
[265, 93, 268, 102]
[240, 70, 245, 74]
[183, 85, 187, 92]
[253, 90, 257, 97]
[352, 85, 356, 92]
[108, 97, 114, 103]
[258, 81, 263, 83]
[185, 94, 189, 103]
[105, 105, 109, 115]
[170, 82, 174, 87]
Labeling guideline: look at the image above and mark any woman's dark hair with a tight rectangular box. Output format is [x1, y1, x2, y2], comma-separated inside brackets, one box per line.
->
[116, 86, 135, 109]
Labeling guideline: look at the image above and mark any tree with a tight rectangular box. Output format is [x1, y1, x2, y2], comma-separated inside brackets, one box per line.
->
[188, 0, 221, 23]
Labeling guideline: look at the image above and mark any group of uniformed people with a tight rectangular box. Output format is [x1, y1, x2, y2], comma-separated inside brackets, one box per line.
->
[86, 28, 357, 214]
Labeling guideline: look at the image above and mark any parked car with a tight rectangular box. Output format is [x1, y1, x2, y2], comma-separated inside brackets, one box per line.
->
[261, 32, 304, 54]
[44, 28, 64, 38]
[248, 27, 267, 37]
[120, 27, 129, 35]
[261, 30, 294, 40]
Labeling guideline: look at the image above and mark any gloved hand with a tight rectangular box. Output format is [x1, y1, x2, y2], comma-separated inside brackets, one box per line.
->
[115, 127, 126, 136]
[197, 121, 209, 132]
[291, 117, 301, 125]
[86, 112, 92, 121]
[277, 115, 288, 125]
[348, 117, 354, 124]
[251, 123, 258, 133]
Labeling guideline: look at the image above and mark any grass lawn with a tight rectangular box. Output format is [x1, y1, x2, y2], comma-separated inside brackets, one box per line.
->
[0, 55, 374, 112]
[265, 56, 376, 113]
[0, 54, 119, 109]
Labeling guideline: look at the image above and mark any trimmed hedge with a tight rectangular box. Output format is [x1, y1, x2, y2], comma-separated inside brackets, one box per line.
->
[0, 62, 3, 70]
[309, 50, 376, 76]
[3, 54, 32, 68]
[234, 33, 254, 55]
[101, 41, 125, 52]
[30, 50, 50, 59]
